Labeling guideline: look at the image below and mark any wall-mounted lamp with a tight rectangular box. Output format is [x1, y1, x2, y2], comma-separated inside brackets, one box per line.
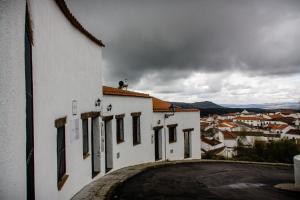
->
[164, 104, 176, 119]
[95, 98, 101, 107]
[107, 104, 112, 112]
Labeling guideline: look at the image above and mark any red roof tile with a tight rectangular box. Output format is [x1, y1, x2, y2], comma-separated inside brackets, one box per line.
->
[270, 114, 284, 119]
[152, 97, 199, 113]
[223, 131, 237, 140]
[103, 86, 151, 98]
[235, 116, 262, 121]
[266, 124, 289, 130]
[201, 137, 222, 146]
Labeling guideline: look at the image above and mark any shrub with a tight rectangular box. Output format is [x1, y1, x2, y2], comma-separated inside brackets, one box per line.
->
[234, 139, 300, 164]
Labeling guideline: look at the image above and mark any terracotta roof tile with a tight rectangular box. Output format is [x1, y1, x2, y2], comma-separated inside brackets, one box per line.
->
[103, 86, 151, 98]
[201, 137, 222, 146]
[152, 97, 199, 113]
[235, 116, 262, 121]
[270, 114, 284, 119]
[266, 124, 289, 130]
[223, 131, 237, 139]
[286, 129, 300, 135]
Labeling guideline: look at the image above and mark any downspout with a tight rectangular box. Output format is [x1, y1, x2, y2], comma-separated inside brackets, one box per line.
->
[164, 116, 167, 161]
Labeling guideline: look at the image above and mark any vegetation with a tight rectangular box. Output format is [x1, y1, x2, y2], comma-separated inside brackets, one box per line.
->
[234, 139, 300, 164]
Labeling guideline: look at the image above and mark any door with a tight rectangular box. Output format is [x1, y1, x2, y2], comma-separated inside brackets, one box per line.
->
[184, 131, 191, 158]
[154, 130, 160, 160]
[25, 5, 35, 200]
[91, 117, 100, 178]
[104, 120, 113, 173]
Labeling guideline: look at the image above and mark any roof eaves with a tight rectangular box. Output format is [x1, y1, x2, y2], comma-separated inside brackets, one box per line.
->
[54, 0, 105, 47]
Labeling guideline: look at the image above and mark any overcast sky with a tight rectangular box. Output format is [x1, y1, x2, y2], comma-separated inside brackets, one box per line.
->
[66, 0, 300, 104]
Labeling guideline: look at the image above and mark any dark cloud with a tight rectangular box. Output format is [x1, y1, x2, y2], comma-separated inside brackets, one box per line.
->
[66, 0, 300, 101]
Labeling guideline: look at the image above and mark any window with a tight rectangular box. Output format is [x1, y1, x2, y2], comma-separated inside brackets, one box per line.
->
[57, 127, 66, 182]
[131, 112, 141, 145]
[55, 117, 68, 190]
[82, 119, 89, 158]
[116, 114, 125, 144]
[168, 124, 177, 143]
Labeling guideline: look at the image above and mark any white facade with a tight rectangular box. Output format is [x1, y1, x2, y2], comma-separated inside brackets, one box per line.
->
[31, 0, 103, 199]
[102, 95, 154, 170]
[222, 139, 237, 158]
[1, 1, 202, 199]
[1, 0, 103, 199]
[153, 112, 201, 160]
[0, 0, 27, 199]
[102, 93, 202, 166]
[201, 140, 224, 152]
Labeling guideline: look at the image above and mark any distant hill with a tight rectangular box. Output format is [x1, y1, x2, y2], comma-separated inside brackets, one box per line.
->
[172, 101, 299, 117]
[173, 101, 223, 109]
[221, 102, 299, 110]
[172, 101, 272, 117]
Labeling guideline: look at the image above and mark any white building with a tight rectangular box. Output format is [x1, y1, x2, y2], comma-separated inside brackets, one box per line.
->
[1, 0, 104, 199]
[282, 129, 300, 140]
[219, 131, 238, 158]
[102, 86, 154, 170]
[102, 87, 201, 165]
[152, 97, 201, 160]
[0, 1, 201, 199]
[201, 137, 225, 156]
[234, 116, 263, 127]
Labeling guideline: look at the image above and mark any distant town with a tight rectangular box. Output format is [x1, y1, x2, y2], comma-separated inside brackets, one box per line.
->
[201, 109, 300, 160]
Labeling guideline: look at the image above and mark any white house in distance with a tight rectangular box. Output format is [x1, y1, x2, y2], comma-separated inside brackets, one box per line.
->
[1, 0, 104, 199]
[234, 116, 263, 127]
[219, 131, 238, 158]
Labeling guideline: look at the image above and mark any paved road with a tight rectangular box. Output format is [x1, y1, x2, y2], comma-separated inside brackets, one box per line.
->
[111, 162, 298, 200]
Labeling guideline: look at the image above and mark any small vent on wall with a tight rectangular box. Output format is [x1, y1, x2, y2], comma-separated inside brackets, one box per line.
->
[117, 152, 120, 159]
[170, 149, 174, 154]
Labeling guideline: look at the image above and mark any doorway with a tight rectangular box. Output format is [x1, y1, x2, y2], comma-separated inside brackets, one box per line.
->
[184, 131, 191, 158]
[154, 128, 162, 161]
[91, 117, 101, 178]
[104, 119, 113, 173]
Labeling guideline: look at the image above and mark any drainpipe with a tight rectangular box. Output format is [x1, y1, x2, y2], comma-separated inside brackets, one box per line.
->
[163, 116, 167, 161]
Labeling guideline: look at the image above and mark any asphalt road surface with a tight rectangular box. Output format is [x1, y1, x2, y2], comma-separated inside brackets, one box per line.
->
[111, 162, 298, 200]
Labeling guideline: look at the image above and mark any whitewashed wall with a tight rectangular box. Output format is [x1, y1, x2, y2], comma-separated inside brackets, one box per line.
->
[201, 141, 224, 152]
[29, 0, 103, 199]
[153, 112, 201, 160]
[0, 0, 27, 199]
[102, 95, 154, 170]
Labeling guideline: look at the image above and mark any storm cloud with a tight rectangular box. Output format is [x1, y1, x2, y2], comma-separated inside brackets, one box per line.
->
[66, 0, 300, 103]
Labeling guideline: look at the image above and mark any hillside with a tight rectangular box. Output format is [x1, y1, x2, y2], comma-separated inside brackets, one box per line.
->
[173, 101, 223, 109]
[172, 101, 272, 117]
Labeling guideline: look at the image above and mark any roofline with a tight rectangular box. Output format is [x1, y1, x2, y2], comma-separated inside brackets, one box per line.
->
[54, 0, 105, 47]
[153, 109, 199, 113]
[103, 86, 151, 98]
[104, 93, 152, 98]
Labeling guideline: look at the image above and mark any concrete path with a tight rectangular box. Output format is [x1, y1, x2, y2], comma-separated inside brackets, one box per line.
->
[72, 160, 293, 200]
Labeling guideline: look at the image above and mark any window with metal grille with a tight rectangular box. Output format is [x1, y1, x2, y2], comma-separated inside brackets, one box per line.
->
[82, 119, 89, 158]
